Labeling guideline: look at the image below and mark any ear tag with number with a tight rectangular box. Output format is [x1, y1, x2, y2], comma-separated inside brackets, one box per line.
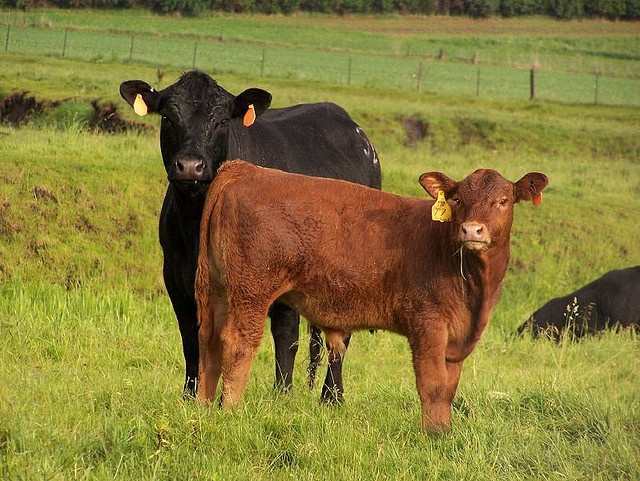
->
[243, 104, 256, 127]
[431, 190, 452, 222]
[133, 94, 148, 116]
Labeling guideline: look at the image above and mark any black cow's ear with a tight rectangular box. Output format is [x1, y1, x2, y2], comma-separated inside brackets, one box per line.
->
[514, 172, 549, 205]
[119, 80, 161, 116]
[418, 172, 457, 199]
[231, 88, 272, 119]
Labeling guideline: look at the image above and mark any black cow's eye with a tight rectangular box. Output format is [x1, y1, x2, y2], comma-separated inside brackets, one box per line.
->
[499, 198, 508, 206]
[451, 198, 460, 205]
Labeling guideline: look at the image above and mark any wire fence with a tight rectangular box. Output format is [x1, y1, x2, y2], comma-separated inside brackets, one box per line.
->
[3, 24, 639, 107]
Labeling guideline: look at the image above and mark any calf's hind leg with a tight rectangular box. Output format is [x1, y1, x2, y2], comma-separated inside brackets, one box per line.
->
[219, 310, 268, 409]
[197, 294, 226, 403]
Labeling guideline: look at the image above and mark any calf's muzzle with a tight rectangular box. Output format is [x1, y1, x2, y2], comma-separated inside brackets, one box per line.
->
[460, 222, 490, 251]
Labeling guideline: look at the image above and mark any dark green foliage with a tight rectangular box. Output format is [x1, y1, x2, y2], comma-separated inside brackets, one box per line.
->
[584, 0, 626, 18]
[498, 0, 540, 16]
[150, 0, 208, 15]
[0, 0, 637, 17]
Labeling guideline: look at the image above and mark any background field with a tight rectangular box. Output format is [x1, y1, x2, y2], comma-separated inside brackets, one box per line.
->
[2, 10, 640, 105]
[1, 11, 640, 480]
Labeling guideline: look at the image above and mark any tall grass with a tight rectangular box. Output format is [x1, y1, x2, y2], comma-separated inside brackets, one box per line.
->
[1, 18, 640, 479]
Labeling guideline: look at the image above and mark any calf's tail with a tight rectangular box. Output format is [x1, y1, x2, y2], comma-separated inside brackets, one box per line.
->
[195, 160, 255, 328]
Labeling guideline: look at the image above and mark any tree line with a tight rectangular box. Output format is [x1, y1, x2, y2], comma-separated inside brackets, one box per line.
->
[2, 0, 639, 19]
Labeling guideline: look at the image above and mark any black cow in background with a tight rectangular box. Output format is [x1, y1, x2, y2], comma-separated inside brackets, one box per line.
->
[120, 70, 381, 402]
[518, 266, 640, 339]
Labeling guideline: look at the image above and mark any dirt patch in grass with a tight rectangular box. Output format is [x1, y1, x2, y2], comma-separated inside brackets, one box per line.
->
[399, 116, 429, 146]
[0, 92, 58, 127]
[0, 92, 150, 133]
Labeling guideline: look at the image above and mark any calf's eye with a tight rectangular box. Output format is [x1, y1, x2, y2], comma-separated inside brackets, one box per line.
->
[499, 198, 508, 206]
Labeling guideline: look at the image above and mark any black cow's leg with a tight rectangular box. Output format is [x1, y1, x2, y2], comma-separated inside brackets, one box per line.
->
[320, 332, 350, 404]
[175, 299, 200, 398]
[269, 302, 299, 391]
[308, 325, 324, 390]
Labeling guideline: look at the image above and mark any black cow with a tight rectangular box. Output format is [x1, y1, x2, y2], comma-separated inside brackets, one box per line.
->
[518, 266, 640, 339]
[119, 70, 381, 401]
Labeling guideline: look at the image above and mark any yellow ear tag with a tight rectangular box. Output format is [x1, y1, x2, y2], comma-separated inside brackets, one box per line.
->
[133, 94, 148, 116]
[243, 104, 256, 127]
[431, 191, 452, 222]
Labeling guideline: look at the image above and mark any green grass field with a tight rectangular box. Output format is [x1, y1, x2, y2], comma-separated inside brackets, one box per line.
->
[2, 10, 640, 105]
[1, 11, 640, 480]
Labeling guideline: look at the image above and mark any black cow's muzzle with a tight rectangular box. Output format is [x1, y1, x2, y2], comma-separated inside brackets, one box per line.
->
[174, 158, 211, 182]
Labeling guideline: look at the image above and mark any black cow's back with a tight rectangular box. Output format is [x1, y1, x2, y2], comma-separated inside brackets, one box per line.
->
[226, 102, 381, 189]
[519, 265, 640, 338]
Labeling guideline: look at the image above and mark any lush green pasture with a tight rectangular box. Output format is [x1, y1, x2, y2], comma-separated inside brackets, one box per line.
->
[1, 18, 640, 480]
[2, 10, 640, 104]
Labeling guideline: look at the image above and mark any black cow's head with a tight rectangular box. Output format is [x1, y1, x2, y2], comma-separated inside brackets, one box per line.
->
[119, 70, 272, 196]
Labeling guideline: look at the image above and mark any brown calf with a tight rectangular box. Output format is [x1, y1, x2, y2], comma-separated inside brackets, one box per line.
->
[195, 160, 548, 432]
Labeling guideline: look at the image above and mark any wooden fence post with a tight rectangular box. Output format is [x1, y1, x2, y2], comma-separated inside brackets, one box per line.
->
[476, 67, 481, 97]
[594, 70, 601, 105]
[260, 48, 266, 77]
[62, 29, 68, 58]
[530, 67, 536, 101]
[347, 57, 352, 86]
[192, 42, 198, 69]
[417, 61, 424, 93]
[4, 24, 9, 53]
[129, 36, 134, 62]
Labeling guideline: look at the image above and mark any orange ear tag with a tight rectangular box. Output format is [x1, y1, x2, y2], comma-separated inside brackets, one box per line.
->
[133, 93, 148, 116]
[431, 191, 452, 222]
[532, 193, 542, 206]
[243, 104, 256, 127]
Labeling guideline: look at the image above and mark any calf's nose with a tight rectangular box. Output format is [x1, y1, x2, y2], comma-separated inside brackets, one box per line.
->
[175, 158, 207, 181]
[460, 222, 490, 249]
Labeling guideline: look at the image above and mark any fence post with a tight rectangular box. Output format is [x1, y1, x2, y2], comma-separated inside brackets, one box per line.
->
[62, 29, 68, 58]
[417, 61, 424, 93]
[530, 67, 536, 101]
[192, 42, 198, 69]
[476, 67, 481, 97]
[4, 24, 9, 53]
[129, 36, 134, 62]
[260, 48, 266, 77]
[347, 57, 352, 86]
[594, 70, 601, 105]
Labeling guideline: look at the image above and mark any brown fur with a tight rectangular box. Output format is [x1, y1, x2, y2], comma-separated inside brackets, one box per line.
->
[196, 160, 548, 432]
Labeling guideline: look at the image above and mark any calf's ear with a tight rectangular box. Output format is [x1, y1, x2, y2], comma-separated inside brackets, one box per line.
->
[232, 88, 272, 121]
[418, 172, 457, 199]
[119, 80, 160, 116]
[514, 172, 549, 204]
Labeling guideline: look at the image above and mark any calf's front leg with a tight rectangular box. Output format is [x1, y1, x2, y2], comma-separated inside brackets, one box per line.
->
[409, 331, 451, 433]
